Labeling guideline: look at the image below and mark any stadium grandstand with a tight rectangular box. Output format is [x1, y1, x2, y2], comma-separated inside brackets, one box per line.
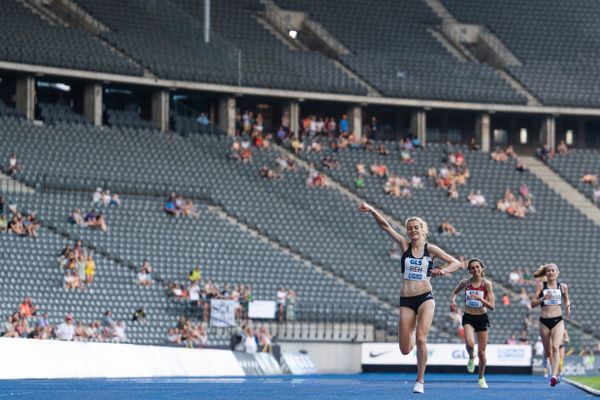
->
[0, 0, 599, 396]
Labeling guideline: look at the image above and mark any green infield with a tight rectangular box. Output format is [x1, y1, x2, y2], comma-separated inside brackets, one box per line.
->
[568, 376, 600, 390]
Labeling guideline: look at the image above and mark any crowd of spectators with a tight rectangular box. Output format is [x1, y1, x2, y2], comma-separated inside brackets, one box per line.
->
[166, 273, 254, 322]
[230, 324, 273, 353]
[0, 196, 40, 238]
[164, 192, 200, 218]
[58, 241, 96, 290]
[91, 187, 121, 208]
[69, 208, 108, 232]
[166, 316, 208, 348]
[496, 185, 535, 219]
[1, 299, 127, 343]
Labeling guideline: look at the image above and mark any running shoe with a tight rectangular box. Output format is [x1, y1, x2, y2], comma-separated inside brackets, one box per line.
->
[412, 381, 424, 394]
[550, 376, 558, 387]
[467, 358, 475, 373]
[478, 377, 488, 389]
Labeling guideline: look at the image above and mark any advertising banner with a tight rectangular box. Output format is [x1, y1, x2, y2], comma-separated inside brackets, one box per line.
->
[248, 301, 277, 319]
[210, 299, 237, 327]
[362, 343, 531, 369]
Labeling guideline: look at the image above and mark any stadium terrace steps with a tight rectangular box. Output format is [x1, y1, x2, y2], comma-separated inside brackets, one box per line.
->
[523, 156, 600, 226]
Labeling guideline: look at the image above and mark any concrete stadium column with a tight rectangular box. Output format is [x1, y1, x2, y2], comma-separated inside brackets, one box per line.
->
[151, 90, 170, 132]
[84, 83, 103, 127]
[540, 115, 556, 150]
[218, 96, 236, 136]
[16, 76, 35, 120]
[410, 109, 426, 146]
[347, 105, 362, 138]
[283, 100, 300, 136]
[476, 113, 491, 152]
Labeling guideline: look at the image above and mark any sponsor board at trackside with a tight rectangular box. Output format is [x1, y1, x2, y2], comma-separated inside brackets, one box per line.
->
[0, 337, 245, 379]
[362, 343, 531, 366]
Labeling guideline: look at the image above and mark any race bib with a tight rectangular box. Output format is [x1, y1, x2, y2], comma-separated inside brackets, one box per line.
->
[403, 257, 430, 281]
[543, 288, 562, 306]
[465, 289, 484, 308]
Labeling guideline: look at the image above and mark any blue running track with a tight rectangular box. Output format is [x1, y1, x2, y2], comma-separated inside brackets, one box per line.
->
[0, 373, 593, 400]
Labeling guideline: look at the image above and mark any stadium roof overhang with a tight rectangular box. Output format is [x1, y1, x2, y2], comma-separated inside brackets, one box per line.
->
[2, 60, 600, 117]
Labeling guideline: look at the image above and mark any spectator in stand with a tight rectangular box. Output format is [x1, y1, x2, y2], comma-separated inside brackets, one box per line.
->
[181, 199, 200, 218]
[377, 144, 389, 156]
[339, 114, 348, 135]
[519, 288, 531, 309]
[505, 334, 517, 345]
[243, 325, 258, 353]
[354, 175, 365, 189]
[56, 314, 75, 341]
[113, 321, 127, 343]
[260, 165, 282, 180]
[7, 153, 22, 176]
[539, 144, 550, 163]
[240, 137, 253, 163]
[367, 117, 379, 140]
[74, 320, 88, 341]
[258, 326, 273, 353]
[167, 328, 181, 345]
[557, 140, 569, 155]
[370, 163, 388, 178]
[188, 266, 201, 283]
[502, 293, 511, 306]
[411, 175, 423, 189]
[439, 219, 460, 236]
[110, 193, 121, 207]
[447, 184, 459, 200]
[516, 158, 527, 173]
[92, 188, 102, 206]
[87, 212, 107, 232]
[18, 298, 38, 318]
[196, 112, 209, 126]
[85, 255, 96, 285]
[137, 261, 152, 286]
[23, 213, 40, 238]
[132, 306, 147, 324]
[164, 196, 180, 217]
[581, 172, 598, 186]
[101, 190, 112, 207]
[8, 214, 27, 236]
[0, 214, 7, 232]
[509, 269, 521, 285]
[469, 138, 480, 151]
[102, 310, 114, 330]
[76, 253, 87, 289]
[518, 330, 529, 345]
[505, 145, 517, 159]
[468, 190, 486, 207]
[322, 155, 341, 170]
[286, 289, 296, 321]
[491, 147, 508, 162]
[276, 287, 287, 321]
[64, 270, 80, 290]
[69, 209, 85, 226]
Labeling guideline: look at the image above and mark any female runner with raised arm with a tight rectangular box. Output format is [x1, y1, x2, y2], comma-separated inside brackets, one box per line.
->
[359, 203, 461, 394]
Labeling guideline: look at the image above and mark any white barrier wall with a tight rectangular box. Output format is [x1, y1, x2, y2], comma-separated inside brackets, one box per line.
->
[0, 338, 245, 379]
